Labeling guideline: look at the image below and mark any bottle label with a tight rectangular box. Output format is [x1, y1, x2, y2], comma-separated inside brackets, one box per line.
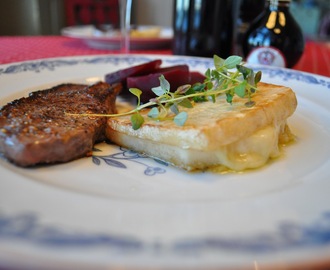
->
[246, 47, 286, 67]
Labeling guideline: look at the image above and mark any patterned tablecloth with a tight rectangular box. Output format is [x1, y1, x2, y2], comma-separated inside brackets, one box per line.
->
[0, 36, 329, 77]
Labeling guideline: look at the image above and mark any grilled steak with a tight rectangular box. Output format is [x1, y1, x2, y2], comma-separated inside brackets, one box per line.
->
[0, 82, 121, 166]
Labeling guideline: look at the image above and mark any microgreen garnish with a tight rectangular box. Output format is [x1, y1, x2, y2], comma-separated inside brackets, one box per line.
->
[128, 88, 145, 130]
[66, 55, 262, 130]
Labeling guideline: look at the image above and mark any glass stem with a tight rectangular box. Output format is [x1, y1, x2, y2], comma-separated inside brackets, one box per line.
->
[119, 0, 132, 53]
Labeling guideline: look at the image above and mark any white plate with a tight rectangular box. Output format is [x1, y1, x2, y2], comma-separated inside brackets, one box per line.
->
[61, 25, 173, 50]
[0, 55, 330, 270]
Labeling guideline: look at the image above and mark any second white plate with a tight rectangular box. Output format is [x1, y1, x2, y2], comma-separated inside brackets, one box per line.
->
[61, 25, 173, 50]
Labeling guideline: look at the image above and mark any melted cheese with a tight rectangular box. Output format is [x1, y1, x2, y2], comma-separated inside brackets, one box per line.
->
[110, 121, 292, 172]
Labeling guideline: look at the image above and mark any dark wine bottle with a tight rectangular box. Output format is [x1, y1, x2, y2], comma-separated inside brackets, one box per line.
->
[172, 0, 235, 58]
[234, 0, 266, 56]
[242, 0, 305, 68]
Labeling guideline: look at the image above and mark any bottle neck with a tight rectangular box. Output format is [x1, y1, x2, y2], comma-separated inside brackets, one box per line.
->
[268, 0, 290, 10]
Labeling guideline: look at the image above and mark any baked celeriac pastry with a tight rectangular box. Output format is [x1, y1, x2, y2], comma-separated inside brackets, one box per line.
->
[106, 82, 297, 171]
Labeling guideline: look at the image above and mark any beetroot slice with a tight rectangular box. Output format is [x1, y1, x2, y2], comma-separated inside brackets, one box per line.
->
[127, 68, 191, 103]
[189, 71, 206, 84]
[154, 64, 189, 73]
[104, 59, 162, 87]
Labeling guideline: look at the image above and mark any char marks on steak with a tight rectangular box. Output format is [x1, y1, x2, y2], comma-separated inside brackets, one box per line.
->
[0, 82, 121, 166]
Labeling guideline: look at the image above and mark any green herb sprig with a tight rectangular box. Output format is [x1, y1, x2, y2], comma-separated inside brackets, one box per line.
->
[127, 55, 261, 129]
[67, 55, 262, 130]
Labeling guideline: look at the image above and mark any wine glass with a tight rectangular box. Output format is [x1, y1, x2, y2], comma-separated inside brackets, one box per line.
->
[119, 0, 132, 53]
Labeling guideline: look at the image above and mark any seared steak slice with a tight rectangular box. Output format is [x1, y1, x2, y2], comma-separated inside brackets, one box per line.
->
[0, 82, 121, 166]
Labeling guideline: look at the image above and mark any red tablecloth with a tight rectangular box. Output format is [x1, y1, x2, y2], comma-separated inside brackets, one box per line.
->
[0, 36, 172, 64]
[0, 36, 329, 77]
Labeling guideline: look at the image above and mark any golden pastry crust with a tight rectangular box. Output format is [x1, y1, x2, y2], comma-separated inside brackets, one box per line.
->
[105, 82, 297, 171]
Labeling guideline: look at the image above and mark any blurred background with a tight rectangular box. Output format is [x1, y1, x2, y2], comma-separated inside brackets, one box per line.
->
[0, 0, 329, 39]
[0, 0, 173, 35]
